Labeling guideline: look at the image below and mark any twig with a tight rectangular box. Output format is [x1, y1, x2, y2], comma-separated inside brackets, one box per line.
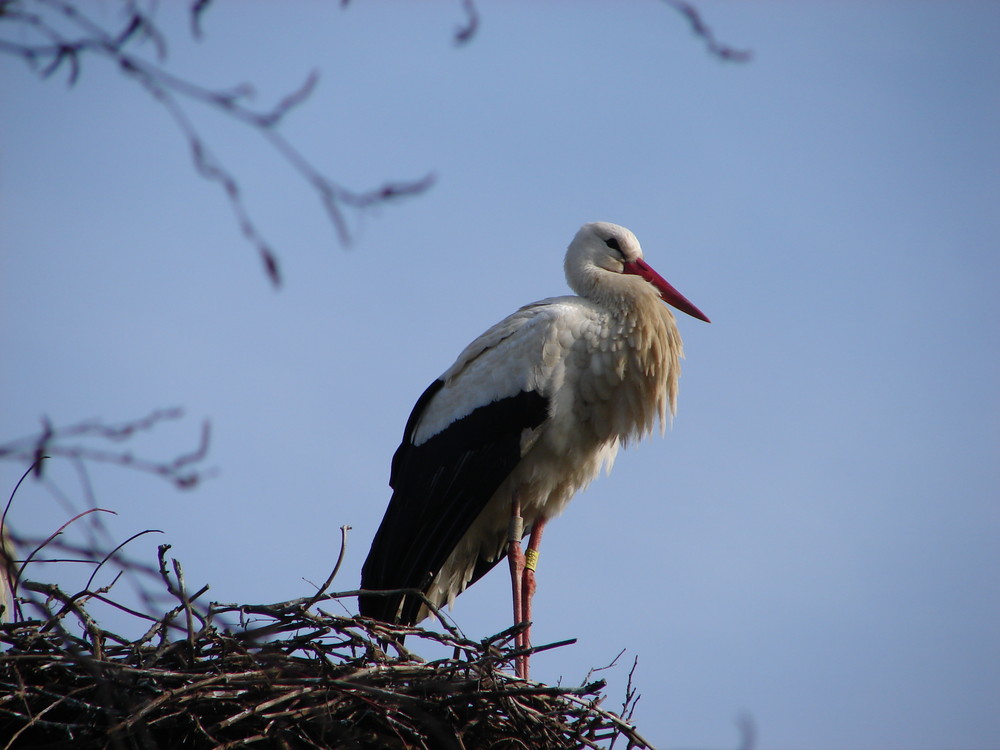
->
[84, 528, 163, 592]
[584, 646, 626, 685]
[661, 0, 753, 62]
[0, 1, 435, 285]
[454, 0, 480, 45]
[0, 409, 211, 489]
[303, 524, 351, 611]
[13, 508, 115, 607]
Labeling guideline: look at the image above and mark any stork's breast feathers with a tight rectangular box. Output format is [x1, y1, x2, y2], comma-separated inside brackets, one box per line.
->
[568, 297, 680, 442]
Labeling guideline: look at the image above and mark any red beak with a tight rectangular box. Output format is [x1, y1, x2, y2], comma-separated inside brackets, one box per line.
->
[623, 258, 711, 323]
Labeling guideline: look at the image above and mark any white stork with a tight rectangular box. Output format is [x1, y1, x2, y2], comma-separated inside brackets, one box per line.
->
[359, 222, 709, 678]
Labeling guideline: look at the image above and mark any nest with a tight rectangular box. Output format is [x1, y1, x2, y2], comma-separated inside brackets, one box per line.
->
[0, 543, 653, 749]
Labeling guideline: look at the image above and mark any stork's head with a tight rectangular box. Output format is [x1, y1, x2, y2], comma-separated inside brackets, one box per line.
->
[565, 222, 710, 323]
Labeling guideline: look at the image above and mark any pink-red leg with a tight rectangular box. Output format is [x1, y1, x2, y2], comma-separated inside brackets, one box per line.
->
[507, 493, 527, 677]
[518, 515, 548, 680]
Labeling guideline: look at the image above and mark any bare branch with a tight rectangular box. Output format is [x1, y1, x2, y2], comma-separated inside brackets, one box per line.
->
[736, 713, 758, 750]
[14, 507, 116, 605]
[454, 0, 480, 45]
[1, 0, 434, 286]
[662, 0, 752, 62]
[0, 409, 212, 490]
[189, 0, 215, 40]
[84, 528, 164, 592]
[303, 524, 352, 611]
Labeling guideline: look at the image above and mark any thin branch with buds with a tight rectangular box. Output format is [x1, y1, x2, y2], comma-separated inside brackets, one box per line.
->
[0, 408, 211, 490]
[0, 0, 435, 286]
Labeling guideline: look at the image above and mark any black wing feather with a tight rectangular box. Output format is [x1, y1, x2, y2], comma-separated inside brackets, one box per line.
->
[359, 379, 548, 624]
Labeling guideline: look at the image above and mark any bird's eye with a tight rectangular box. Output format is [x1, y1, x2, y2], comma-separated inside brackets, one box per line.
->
[604, 237, 623, 254]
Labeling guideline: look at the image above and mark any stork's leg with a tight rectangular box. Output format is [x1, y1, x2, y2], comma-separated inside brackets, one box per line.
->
[507, 493, 527, 677]
[519, 515, 548, 680]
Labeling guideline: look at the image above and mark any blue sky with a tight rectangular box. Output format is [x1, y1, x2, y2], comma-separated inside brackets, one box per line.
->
[2, 2, 998, 748]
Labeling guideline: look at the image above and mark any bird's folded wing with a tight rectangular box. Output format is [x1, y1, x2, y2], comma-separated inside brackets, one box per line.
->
[359, 379, 548, 624]
[359, 308, 564, 624]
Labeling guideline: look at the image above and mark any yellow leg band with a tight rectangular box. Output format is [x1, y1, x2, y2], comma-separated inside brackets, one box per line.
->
[524, 548, 539, 572]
